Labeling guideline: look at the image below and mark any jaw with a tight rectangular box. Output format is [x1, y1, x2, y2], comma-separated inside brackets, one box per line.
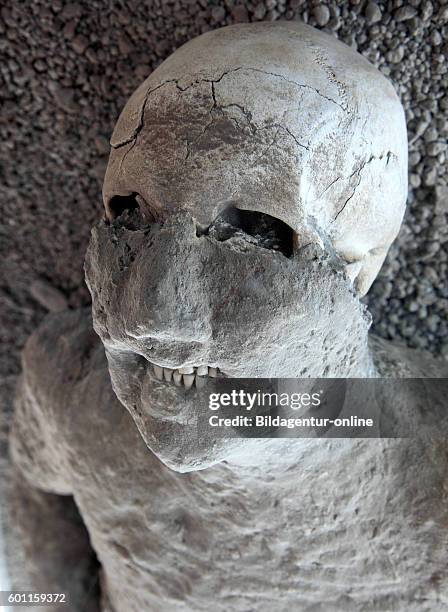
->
[103, 293, 372, 473]
[105, 348, 250, 472]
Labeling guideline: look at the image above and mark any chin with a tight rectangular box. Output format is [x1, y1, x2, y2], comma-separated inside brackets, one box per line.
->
[104, 347, 251, 472]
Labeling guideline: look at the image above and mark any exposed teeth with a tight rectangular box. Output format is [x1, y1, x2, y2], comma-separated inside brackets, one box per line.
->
[183, 374, 195, 389]
[151, 364, 222, 388]
[178, 366, 194, 374]
[153, 365, 164, 381]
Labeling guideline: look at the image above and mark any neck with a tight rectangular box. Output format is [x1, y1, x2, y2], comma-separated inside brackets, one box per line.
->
[284, 315, 376, 379]
[319, 315, 376, 378]
[338, 330, 376, 378]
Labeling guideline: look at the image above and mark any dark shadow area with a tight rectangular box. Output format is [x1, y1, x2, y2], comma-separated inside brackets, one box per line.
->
[7, 471, 101, 612]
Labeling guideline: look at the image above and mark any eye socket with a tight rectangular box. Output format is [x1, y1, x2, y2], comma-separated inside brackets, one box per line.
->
[107, 193, 140, 219]
[200, 206, 295, 258]
[106, 193, 155, 229]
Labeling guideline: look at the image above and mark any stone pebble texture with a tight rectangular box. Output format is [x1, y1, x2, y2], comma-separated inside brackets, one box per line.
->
[1, 0, 448, 391]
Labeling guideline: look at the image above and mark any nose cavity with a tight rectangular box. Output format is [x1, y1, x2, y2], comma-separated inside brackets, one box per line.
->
[198, 206, 295, 258]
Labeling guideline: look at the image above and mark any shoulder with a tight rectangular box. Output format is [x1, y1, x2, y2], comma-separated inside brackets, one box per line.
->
[22, 308, 100, 386]
[11, 308, 104, 493]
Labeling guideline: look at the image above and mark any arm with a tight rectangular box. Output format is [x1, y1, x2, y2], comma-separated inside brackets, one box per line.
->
[10, 308, 100, 492]
[8, 309, 102, 611]
[10, 374, 71, 495]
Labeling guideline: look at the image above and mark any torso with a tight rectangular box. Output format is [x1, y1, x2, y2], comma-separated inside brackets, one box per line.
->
[19, 310, 448, 611]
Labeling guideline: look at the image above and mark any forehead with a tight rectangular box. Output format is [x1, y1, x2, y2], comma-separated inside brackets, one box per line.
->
[110, 20, 381, 150]
[105, 69, 350, 232]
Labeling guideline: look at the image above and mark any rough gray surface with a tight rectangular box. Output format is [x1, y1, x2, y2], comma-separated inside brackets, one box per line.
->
[1, 1, 447, 386]
[0, 372, 99, 612]
[1, 4, 447, 610]
[9, 308, 448, 611]
[8, 23, 448, 609]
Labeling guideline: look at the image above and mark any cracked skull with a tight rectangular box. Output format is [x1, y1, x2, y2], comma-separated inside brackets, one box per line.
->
[85, 22, 408, 471]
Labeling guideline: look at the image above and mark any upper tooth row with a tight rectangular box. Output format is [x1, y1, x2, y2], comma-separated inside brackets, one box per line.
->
[178, 365, 210, 376]
[152, 364, 218, 389]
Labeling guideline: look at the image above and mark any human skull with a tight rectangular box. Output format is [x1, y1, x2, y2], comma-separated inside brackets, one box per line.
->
[85, 22, 407, 471]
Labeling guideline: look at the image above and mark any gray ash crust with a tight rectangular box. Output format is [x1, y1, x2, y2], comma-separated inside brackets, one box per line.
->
[1, 0, 448, 384]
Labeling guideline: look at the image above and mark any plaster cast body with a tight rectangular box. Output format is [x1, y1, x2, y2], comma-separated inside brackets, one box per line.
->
[10, 309, 448, 612]
[9, 22, 448, 612]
